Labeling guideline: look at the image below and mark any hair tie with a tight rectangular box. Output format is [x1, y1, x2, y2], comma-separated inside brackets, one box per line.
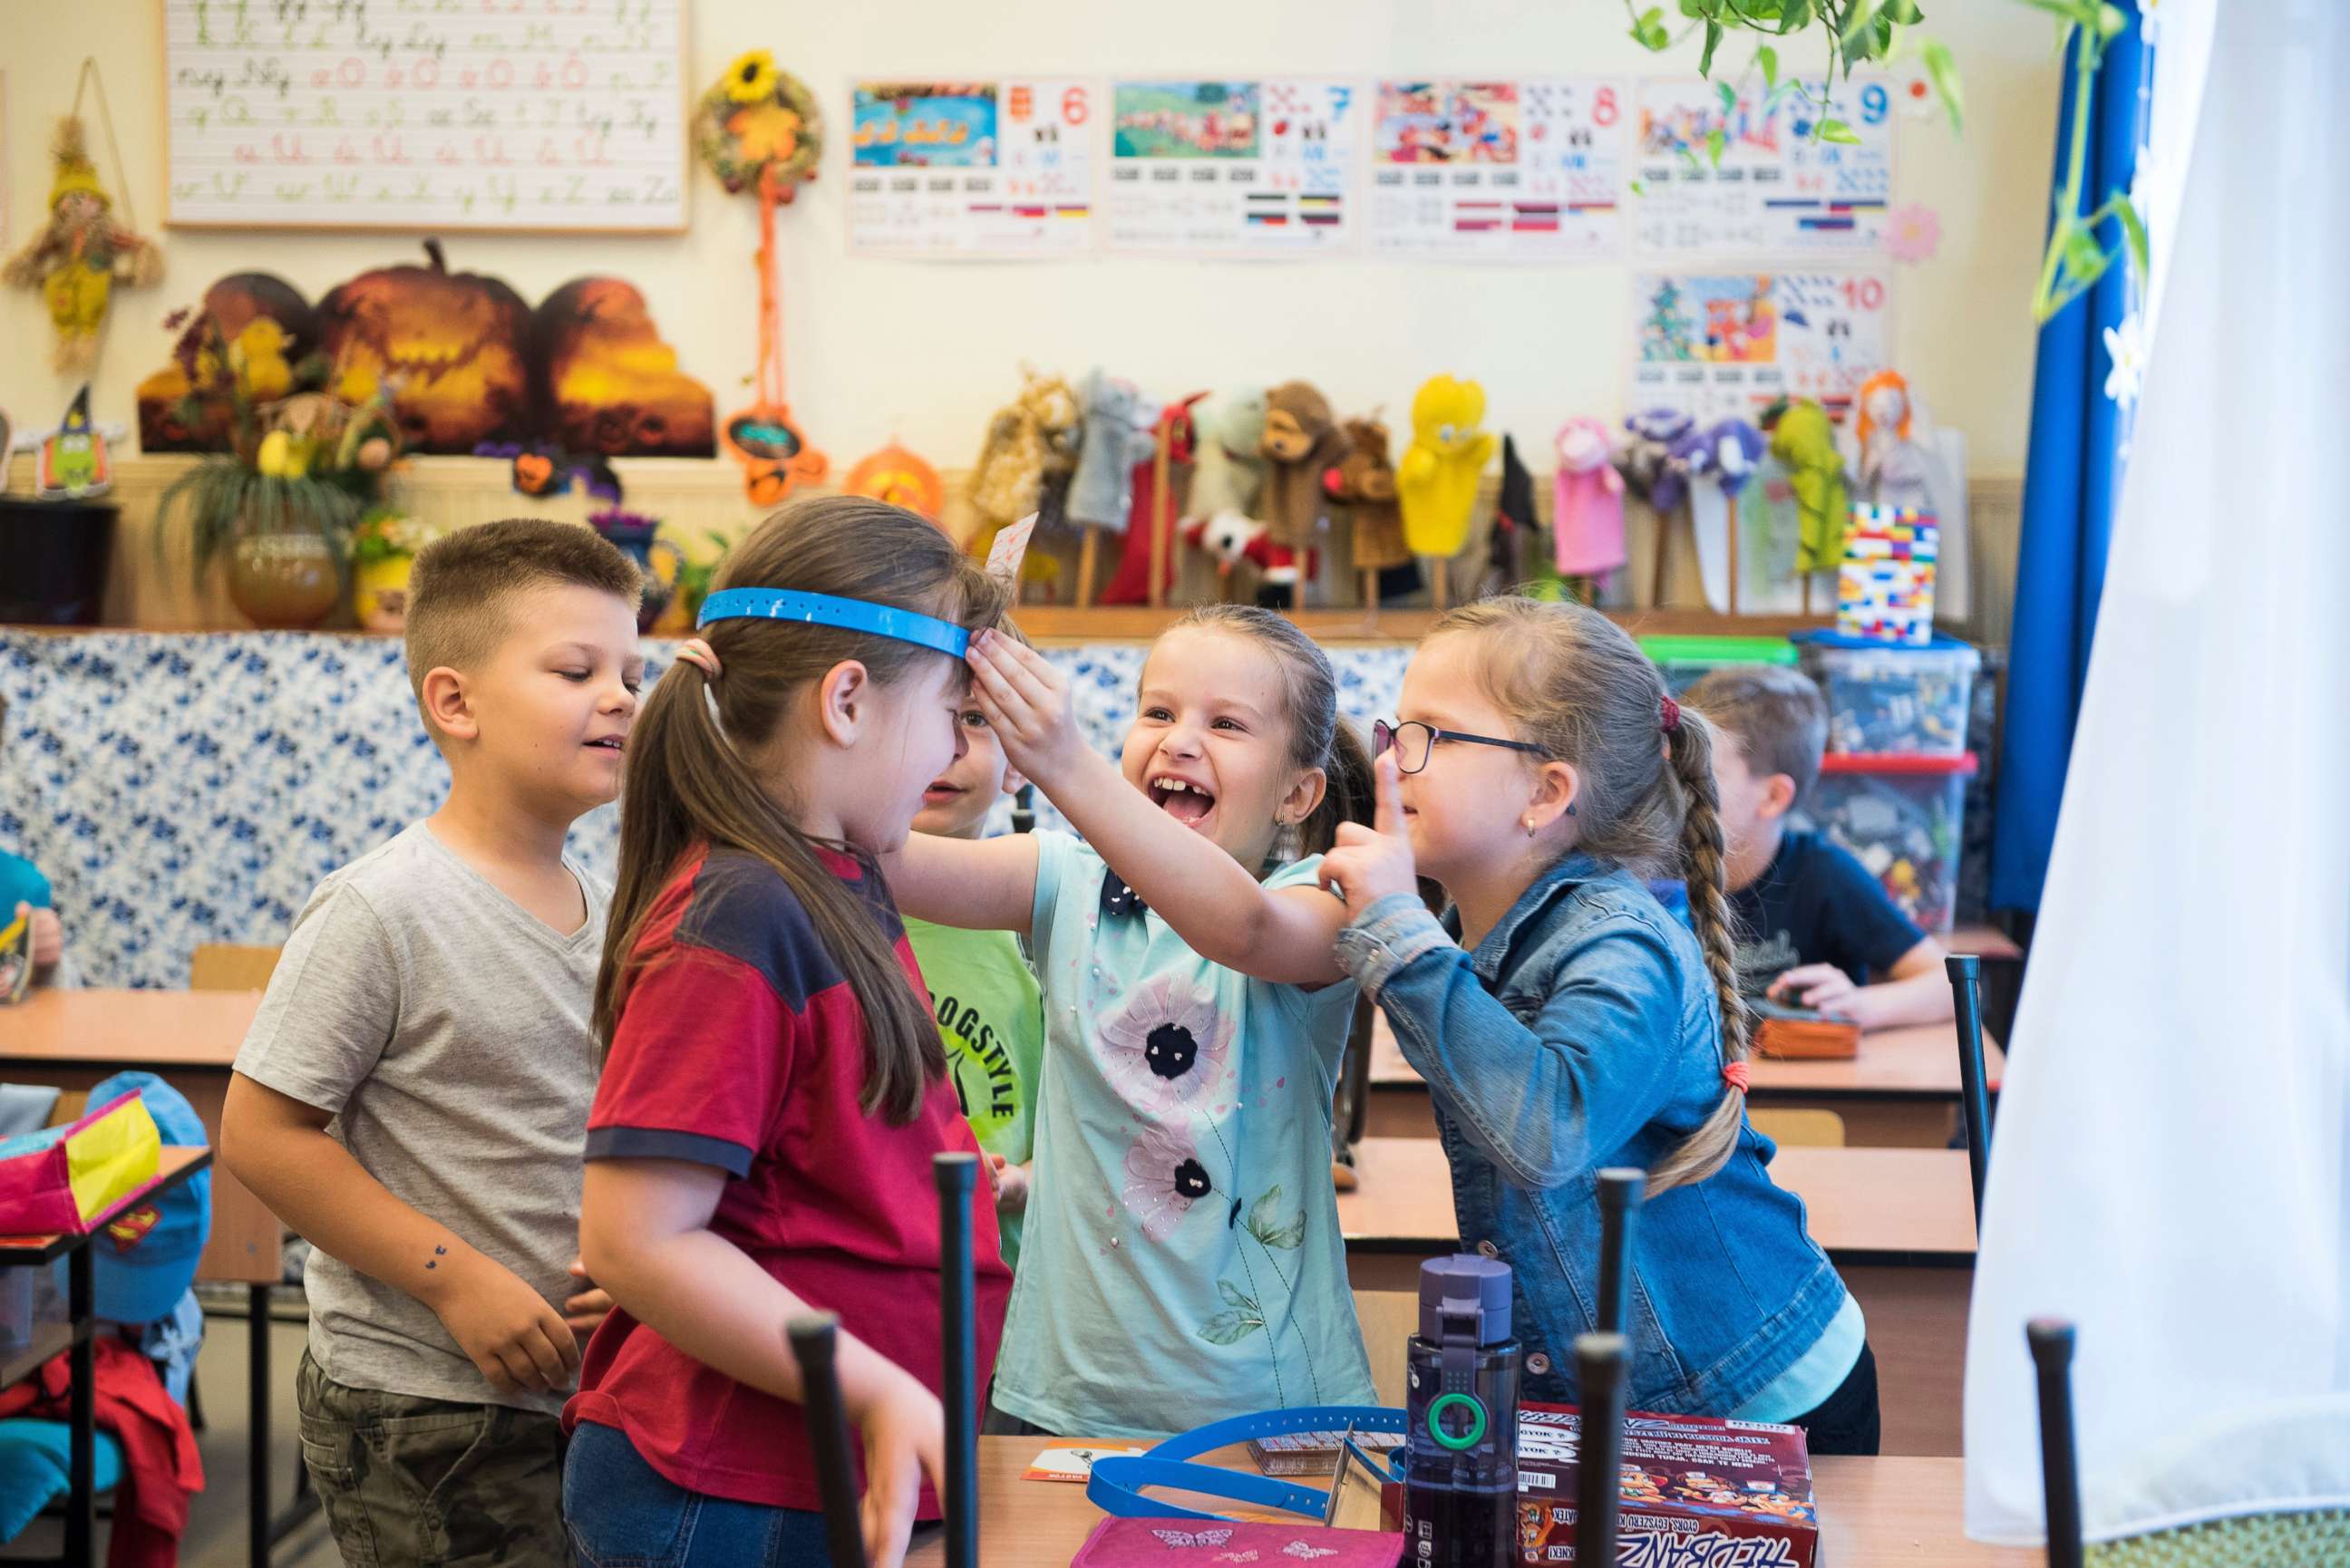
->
[674, 637, 723, 681]
[1721, 1060, 1751, 1094]
[1659, 693, 1682, 735]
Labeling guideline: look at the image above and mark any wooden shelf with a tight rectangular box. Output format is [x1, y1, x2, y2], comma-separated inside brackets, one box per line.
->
[0, 1321, 85, 1393]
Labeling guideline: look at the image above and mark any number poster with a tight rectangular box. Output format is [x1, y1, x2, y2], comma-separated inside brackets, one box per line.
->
[847, 79, 1096, 256]
[1366, 77, 1628, 259]
[1630, 73, 1895, 256]
[1627, 271, 1891, 423]
[1103, 79, 1361, 254]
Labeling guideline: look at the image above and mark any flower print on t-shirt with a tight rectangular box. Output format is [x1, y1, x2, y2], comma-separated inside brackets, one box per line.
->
[1122, 1118, 1215, 1242]
[1096, 973, 1234, 1116]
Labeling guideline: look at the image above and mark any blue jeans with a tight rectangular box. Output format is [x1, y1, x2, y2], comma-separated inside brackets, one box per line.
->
[563, 1420, 831, 1568]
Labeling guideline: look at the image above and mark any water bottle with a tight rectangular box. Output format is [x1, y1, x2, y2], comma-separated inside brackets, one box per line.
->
[1402, 1254, 1520, 1567]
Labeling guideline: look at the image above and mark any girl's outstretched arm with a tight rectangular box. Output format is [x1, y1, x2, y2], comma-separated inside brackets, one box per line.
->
[877, 828, 1040, 937]
[964, 631, 1348, 988]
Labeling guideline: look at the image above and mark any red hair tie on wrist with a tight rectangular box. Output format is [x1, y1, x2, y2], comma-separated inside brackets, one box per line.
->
[1721, 1060, 1751, 1093]
[1659, 693, 1682, 735]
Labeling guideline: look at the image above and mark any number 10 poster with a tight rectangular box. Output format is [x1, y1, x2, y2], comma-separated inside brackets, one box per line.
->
[1627, 271, 1891, 423]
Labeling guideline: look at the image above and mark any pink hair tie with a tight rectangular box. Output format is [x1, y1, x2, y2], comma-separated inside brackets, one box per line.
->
[675, 637, 723, 681]
[1659, 693, 1682, 735]
[1721, 1060, 1751, 1093]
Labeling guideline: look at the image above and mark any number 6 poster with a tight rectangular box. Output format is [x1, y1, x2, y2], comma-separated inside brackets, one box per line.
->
[1627, 271, 1891, 423]
[1104, 79, 1360, 255]
[847, 80, 1095, 256]
[1367, 77, 1628, 260]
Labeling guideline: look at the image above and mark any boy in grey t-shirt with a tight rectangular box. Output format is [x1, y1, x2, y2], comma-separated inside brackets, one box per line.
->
[225, 519, 646, 1568]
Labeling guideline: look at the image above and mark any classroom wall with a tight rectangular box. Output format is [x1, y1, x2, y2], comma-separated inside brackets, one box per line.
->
[4, 2, 2060, 481]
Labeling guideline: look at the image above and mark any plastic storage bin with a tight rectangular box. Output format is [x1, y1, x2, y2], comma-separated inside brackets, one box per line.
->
[1637, 634, 1798, 697]
[1794, 630, 1980, 757]
[1810, 752, 1976, 934]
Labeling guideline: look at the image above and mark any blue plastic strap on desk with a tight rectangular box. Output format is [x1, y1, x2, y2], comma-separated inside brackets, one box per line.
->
[697, 588, 971, 660]
[1086, 1405, 1405, 1524]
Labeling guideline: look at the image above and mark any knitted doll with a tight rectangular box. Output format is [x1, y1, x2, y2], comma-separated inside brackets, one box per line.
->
[1768, 398, 1850, 573]
[1615, 406, 1695, 515]
[1396, 375, 1494, 559]
[1180, 388, 1268, 528]
[5, 119, 161, 374]
[1852, 370, 1942, 514]
[1485, 433, 1539, 597]
[1323, 417, 1417, 605]
[1067, 370, 1155, 533]
[968, 370, 1080, 588]
[1259, 381, 1349, 550]
[1551, 417, 1626, 578]
[1685, 418, 1768, 613]
[1100, 392, 1208, 606]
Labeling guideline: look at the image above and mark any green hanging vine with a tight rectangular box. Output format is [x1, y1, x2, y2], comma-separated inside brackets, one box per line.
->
[1624, 0, 2148, 324]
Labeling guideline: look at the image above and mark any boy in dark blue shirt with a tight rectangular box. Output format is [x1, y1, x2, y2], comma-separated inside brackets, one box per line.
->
[1686, 667, 1952, 1031]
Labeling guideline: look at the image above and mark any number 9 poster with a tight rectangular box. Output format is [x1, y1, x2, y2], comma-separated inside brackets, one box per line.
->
[1628, 271, 1891, 424]
[1631, 73, 1896, 256]
[847, 80, 1096, 256]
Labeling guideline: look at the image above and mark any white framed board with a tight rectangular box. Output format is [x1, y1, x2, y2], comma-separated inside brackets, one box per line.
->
[160, 0, 690, 234]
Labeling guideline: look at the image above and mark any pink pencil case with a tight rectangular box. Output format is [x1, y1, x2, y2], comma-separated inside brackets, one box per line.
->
[1068, 1517, 1403, 1566]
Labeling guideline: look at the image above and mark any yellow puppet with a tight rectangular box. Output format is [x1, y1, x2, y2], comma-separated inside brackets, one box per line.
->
[5, 118, 162, 374]
[1396, 375, 1496, 560]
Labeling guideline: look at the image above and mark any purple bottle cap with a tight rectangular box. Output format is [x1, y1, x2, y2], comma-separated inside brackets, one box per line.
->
[1419, 1253, 1512, 1348]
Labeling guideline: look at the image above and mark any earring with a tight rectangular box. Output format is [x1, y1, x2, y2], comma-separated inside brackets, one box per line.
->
[1566, 801, 1578, 817]
[1522, 818, 1537, 837]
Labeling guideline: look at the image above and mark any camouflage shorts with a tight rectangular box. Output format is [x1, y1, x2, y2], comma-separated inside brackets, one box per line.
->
[296, 1351, 569, 1568]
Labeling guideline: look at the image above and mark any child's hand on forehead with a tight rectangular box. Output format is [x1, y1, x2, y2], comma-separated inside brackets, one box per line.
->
[1318, 751, 1420, 921]
[966, 632, 1085, 789]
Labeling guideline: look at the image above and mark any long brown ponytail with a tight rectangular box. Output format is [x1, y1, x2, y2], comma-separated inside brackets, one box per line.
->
[1432, 595, 1751, 1194]
[592, 498, 1008, 1125]
[1167, 604, 1373, 857]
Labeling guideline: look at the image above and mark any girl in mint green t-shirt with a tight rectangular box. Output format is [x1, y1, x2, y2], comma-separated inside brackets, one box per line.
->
[885, 606, 1378, 1439]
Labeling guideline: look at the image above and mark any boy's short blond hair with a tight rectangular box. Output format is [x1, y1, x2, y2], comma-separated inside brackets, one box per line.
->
[1684, 665, 1830, 806]
[404, 519, 641, 737]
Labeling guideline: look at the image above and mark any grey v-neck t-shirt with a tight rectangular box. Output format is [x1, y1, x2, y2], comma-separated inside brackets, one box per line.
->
[236, 822, 605, 1414]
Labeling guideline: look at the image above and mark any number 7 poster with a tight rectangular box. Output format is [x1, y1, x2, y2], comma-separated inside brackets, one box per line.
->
[847, 80, 1095, 256]
[1104, 79, 1360, 255]
[1627, 271, 1892, 423]
[1367, 77, 1628, 260]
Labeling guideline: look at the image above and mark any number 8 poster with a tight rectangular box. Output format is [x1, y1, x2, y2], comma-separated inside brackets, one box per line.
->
[847, 80, 1096, 256]
[1627, 271, 1892, 424]
[1366, 77, 1629, 260]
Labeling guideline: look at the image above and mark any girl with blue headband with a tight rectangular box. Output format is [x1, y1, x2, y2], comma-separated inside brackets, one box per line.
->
[568, 498, 1012, 1568]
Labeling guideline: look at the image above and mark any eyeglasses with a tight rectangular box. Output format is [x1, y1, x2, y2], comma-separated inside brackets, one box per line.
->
[1372, 719, 1550, 776]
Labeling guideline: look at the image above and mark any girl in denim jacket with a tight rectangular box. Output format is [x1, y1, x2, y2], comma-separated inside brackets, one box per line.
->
[1320, 596, 1879, 1455]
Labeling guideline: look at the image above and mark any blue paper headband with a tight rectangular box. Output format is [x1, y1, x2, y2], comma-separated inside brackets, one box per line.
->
[696, 588, 971, 660]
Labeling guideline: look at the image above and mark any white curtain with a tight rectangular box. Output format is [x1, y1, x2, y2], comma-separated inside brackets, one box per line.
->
[1964, 0, 2350, 1544]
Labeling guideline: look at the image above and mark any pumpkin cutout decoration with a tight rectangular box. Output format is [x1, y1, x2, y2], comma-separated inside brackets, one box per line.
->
[532, 277, 715, 459]
[844, 441, 946, 523]
[317, 240, 531, 453]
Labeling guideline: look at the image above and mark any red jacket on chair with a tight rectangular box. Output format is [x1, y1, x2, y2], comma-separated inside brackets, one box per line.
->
[0, 1336, 203, 1568]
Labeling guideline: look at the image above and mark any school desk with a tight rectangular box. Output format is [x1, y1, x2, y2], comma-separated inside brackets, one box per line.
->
[0, 1145, 212, 1568]
[0, 989, 307, 1567]
[1335, 1137, 1977, 1458]
[902, 1439, 2033, 1567]
[1364, 1012, 2005, 1147]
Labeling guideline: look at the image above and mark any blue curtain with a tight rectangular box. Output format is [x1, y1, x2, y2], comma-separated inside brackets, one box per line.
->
[1990, 17, 2151, 915]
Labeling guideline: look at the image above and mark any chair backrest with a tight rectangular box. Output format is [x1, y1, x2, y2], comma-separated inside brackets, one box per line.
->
[1748, 1108, 1848, 1147]
[1352, 1289, 1415, 1408]
[190, 944, 282, 992]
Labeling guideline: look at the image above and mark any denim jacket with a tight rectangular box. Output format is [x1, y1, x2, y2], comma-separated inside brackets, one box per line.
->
[1335, 854, 1847, 1415]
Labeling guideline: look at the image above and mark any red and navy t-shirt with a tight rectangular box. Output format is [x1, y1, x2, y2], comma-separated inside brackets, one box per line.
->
[566, 844, 1010, 1514]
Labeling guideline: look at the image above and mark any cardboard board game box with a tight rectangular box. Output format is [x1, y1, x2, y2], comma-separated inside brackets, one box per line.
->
[1513, 1403, 1819, 1566]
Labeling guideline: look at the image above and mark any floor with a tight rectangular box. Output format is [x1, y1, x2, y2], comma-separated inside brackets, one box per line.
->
[1, 1304, 340, 1568]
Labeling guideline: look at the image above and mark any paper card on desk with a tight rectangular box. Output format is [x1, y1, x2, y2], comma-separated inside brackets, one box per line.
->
[0, 914, 31, 1007]
[1023, 1440, 1146, 1483]
[986, 512, 1039, 588]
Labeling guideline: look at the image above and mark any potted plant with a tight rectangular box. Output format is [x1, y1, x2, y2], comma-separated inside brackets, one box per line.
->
[350, 508, 447, 633]
[151, 312, 403, 628]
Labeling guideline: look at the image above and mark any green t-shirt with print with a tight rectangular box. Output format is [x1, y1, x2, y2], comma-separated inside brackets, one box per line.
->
[905, 916, 1045, 1271]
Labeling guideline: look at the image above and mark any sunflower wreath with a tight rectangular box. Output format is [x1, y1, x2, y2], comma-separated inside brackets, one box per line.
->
[694, 50, 822, 200]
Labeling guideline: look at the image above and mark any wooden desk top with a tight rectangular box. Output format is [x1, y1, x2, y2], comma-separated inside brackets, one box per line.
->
[1367, 1011, 2005, 1099]
[0, 1146, 214, 1263]
[906, 1439, 2029, 1567]
[1949, 924, 2025, 963]
[1335, 1137, 1976, 1263]
[0, 990, 258, 1069]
